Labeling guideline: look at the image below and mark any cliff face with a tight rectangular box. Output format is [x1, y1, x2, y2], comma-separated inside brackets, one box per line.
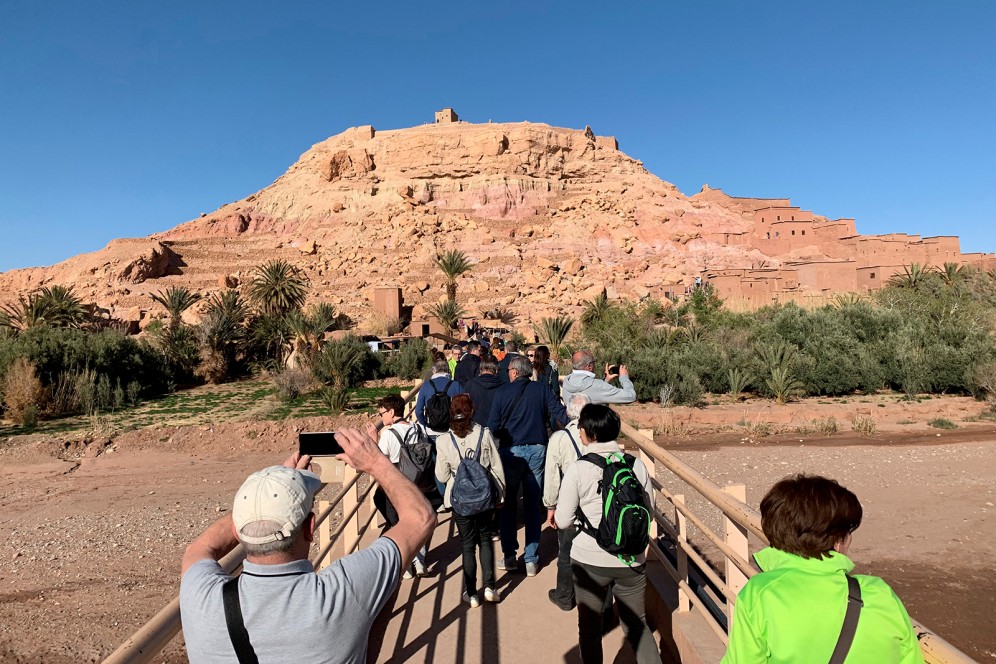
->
[0, 120, 775, 328]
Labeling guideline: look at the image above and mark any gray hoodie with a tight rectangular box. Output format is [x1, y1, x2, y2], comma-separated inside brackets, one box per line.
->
[560, 370, 636, 405]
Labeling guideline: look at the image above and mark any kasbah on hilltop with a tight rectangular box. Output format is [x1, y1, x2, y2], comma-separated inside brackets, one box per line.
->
[0, 107, 992, 335]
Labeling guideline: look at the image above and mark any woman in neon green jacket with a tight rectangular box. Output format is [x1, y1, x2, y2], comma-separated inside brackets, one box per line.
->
[722, 475, 924, 664]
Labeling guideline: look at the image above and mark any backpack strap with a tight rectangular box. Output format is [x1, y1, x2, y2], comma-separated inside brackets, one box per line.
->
[828, 575, 863, 664]
[575, 453, 608, 537]
[388, 427, 405, 446]
[474, 426, 485, 460]
[449, 432, 462, 457]
[564, 428, 582, 459]
[442, 379, 454, 394]
[222, 577, 259, 664]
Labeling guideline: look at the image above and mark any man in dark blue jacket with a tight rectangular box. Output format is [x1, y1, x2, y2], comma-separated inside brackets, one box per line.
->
[496, 340, 521, 383]
[464, 358, 503, 427]
[453, 340, 482, 387]
[487, 355, 568, 576]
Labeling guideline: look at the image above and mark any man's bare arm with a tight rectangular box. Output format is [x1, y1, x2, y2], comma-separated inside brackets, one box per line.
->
[181, 514, 238, 576]
[336, 424, 436, 569]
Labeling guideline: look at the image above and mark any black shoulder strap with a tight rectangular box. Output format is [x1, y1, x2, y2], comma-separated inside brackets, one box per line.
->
[580, 452, 608, 470]
[828, 574, 863, 664]
[443, 379, 454, 393]
[564, 428, 582, 458]
[388, 427, 405, 446]
[222, 577, 259, 664]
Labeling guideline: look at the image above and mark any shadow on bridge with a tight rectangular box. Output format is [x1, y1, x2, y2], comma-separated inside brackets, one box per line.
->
[366, 513, 680, 664]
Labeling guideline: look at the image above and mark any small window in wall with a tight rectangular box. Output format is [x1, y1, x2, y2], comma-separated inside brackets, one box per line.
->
[791, 230, 796, 236]
[775, 232, 780, 238]
[870, 272, 876, 279]
[802, 230, 806, 235]
[777, 216, 781, 221]
[766, 232, 771, 239]
[791, 216, 795, 221]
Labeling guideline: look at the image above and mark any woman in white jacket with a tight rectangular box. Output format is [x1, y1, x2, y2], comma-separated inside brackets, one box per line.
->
[435, 394, 506, 607]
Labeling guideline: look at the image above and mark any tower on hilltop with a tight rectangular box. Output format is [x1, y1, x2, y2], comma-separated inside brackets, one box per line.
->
[435, 108, 459, 124]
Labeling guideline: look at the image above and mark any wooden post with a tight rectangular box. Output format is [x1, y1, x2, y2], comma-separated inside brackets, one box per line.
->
[316, 499, 332, 571]
[674, 494, 690, 613]
[723, 483, 749, 623]
[342, 465, 360, 554]
[636, 429, 659, 540]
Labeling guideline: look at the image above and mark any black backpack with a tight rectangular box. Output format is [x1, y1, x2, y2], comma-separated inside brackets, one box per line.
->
[448, 429, 495, 516]
[577, 452, 651, 563]
[389, 425, 434, 490]
[424, 379, 454, 431]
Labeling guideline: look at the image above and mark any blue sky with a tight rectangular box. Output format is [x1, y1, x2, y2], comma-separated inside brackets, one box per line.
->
[1, 1, 993, 271]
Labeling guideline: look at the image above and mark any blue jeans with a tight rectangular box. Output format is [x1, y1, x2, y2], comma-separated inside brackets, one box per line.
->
[499, 444, 546, 564]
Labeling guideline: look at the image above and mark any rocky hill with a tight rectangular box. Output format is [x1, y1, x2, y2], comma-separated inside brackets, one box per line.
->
[1, 115, 987, 331]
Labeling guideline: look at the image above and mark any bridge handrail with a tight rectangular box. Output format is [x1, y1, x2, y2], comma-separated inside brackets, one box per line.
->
[619, 421, 976, 664]
[103, 378, 424, 664]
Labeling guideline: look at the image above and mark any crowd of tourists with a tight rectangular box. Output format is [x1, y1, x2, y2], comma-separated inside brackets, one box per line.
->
[177, 336, 926, 664]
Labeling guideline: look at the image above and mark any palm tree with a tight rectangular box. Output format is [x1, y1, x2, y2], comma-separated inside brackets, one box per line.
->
[35, 286, 87, 328]
[435, 250, 472, 302]
[727, 367, 752, 399]
[151, 286, 201, 329]
[754, 339, 798, 373]
[0, 295, 48, 333]
[581, 290, 613, 327]
[248, 259, 309, 316]
[534, 316, 575, 360]
[426, 299, 467, 331]
[767, 366, 805, 405]
[939, 262, 969, 286]
[888, 263, 933, 289]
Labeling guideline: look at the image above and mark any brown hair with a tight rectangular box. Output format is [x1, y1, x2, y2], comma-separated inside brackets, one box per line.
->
[760, 474, 863, 559]
[449, 394, 475, 438]
[532, 345, 550, 376]
[377, 394, 405, 419]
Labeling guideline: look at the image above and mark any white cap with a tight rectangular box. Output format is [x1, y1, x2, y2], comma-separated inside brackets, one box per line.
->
[232, 466, 323, 545]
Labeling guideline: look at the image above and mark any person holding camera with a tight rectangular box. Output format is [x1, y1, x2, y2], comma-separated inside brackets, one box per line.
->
[561, 350, 636, 406]
[179, 425, 436, 664]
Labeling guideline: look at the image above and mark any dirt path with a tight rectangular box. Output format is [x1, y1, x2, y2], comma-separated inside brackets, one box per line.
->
[0, 411, 993, 661]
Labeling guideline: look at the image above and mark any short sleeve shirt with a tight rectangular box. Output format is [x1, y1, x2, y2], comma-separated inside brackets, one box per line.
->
[377, 422, 412, 465]
[180, 537, 401, 664]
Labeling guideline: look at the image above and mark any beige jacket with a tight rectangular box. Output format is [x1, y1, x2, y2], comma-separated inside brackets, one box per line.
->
[543, 420, 585, 508]
[434, 424, 506, 509]
[554, 441, 652, 567]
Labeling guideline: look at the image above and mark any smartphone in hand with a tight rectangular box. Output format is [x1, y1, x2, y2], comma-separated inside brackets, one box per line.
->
[298, 432, 344, 457]
[608, 365, 620, 376]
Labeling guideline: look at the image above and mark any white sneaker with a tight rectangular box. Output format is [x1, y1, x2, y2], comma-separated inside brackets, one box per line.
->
[413, 559, 426, 577]
[525, 562, 539, 577]
[496, 556, 517, 571]
[484, 587, 501, 603]
[462, 592, 480, 608]
[402, 568, 413, 580]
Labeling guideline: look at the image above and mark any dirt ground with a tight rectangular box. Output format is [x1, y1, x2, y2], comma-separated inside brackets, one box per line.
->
[0, 394, 994, 662]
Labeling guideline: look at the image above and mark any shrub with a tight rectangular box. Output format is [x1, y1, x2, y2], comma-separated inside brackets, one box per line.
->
[766, 366, 805, 404]
[2, 358, 43, 425]
[851, 415, 877, 436]
[658, 384, 676, 408]
[928, 418, 958, 430]
[812, 416, 839, 436]
[309, 335, 378, 390]
[272, 368, 313, 402]
[382, 338, 432, 380]
[319, 386, 350, 413]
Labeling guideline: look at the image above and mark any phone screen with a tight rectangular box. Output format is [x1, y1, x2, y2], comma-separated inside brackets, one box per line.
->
[608, 365, 620, 375]
[298, 432, 344, 457]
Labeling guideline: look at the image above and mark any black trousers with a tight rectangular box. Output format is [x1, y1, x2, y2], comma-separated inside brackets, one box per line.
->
[551, 525, 578, 606]
[572, 562, 660, 664]
[453, 510, 497, 595]
[374, 487, 398, 529]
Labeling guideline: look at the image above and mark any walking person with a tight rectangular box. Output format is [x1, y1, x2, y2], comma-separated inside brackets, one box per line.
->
[529, 345, 560, 395]
[488, 355, 568, 576]
[555, 404, 661, 663]
[435, 394, 506, 607]
[544, 393, 590, 610]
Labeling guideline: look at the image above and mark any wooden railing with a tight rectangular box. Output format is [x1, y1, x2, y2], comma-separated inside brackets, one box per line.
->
[103, 380, 424, 664]
[618, 421, 977, 664]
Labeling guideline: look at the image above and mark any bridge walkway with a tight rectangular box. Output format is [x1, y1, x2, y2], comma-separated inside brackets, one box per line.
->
[365, 512, 675, 664]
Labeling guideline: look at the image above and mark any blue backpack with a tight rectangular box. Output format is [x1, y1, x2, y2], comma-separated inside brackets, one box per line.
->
[448, 429, 495, 516]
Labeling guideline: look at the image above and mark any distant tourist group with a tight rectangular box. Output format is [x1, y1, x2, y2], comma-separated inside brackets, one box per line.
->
[178, 341, 925, 663]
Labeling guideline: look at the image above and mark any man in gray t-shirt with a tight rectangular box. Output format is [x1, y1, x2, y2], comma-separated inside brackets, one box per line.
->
[179, 425, 436, 664]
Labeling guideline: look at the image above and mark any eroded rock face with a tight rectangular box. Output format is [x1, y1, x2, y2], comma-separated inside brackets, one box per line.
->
[1, 118, 987, 331]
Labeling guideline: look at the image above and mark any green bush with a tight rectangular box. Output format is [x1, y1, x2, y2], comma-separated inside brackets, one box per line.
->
[928, 418, 958, 430]
[382, 338, 432, 380]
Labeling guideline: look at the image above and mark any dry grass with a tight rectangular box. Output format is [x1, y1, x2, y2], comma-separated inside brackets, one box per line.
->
[655, 411, 691, 437]
[850, 415, 877, 436]
[812, 416, 840, 436]
[2, 358, 43, 426]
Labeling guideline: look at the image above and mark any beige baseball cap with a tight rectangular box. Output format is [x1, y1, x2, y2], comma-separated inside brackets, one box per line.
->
[232, 466, 322, 545]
